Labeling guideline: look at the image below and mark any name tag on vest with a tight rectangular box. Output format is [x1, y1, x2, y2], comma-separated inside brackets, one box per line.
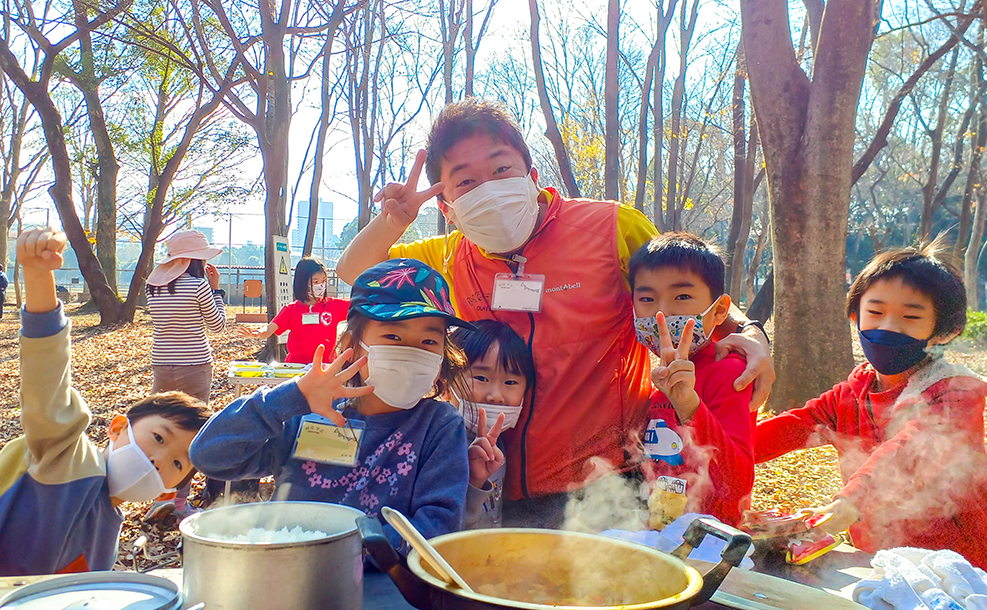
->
[491, 273, 545, 312]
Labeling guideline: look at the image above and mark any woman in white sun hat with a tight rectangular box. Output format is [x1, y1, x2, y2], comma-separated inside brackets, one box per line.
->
[144, 230, 226, 520]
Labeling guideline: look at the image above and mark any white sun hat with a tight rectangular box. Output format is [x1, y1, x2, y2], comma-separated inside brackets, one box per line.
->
[146, 230, 223, 286]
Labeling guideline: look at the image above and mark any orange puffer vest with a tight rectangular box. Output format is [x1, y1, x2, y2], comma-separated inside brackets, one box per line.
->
[452, 188, 653, 499]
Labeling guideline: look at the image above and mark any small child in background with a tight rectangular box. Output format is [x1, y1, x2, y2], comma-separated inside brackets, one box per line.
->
[0, 228, 210, 575]
[629, 233, 754, 528]
[450, 320, 536, 529]
[756, 242, 987, 568]
[192, 259, 472, 551]
[239, 256, 349, 364]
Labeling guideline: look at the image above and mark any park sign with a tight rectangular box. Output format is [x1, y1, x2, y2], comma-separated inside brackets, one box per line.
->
[274, 236, 291, 345]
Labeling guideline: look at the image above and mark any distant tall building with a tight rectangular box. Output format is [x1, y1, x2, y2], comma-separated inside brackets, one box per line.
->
[292, 199, 334, 259]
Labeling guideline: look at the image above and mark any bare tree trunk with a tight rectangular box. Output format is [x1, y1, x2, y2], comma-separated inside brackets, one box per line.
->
[529, 0, 580, 198]
[957, 59, 986, 261]
[742, 0, 873, 410]
[305, 7, 348, 256]
[918, 47, 960, 241]
[745, 203, 769, 305]
[665, 0, 699, 231]
[965, 186, 987, 311]
[604, 0, 620, 201]
[73, 0, 120, 293]
[653, 16, 669, 230]
[0, 38, 126, 323]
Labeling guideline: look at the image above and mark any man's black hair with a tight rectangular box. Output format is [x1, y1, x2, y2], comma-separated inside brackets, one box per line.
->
[628, 232, 725, 297]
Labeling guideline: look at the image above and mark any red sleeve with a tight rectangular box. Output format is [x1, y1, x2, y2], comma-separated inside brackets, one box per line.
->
[271, 301, 297, 336]
[839, 379, 987, 520]
[689, 355, 755, 510]
[754, 376, 857, 463]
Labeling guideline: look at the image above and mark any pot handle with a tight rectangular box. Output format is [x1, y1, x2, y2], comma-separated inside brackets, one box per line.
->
[357, 516, 431, 610]
[671, 517, 752, 606]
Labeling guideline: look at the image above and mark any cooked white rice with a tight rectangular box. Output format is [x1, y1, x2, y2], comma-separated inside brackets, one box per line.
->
[209, 525, 329, 543]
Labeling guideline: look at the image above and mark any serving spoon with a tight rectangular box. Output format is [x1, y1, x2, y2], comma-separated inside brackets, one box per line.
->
[380, 506, 474, 592]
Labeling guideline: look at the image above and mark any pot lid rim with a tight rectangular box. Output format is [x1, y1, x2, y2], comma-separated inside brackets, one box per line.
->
[0, 571, 181, 610]
[178, 501, 364, 548]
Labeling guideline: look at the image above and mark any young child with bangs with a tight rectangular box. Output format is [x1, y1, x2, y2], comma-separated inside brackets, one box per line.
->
[756, 243, 987, 568]
[191, 259, 471, 551]
[629, 233, 755, 528]
[449, 320, 536, 529]
[0, 228, 210, 576]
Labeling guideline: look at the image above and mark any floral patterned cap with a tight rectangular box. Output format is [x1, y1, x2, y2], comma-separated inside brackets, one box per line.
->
[349, 259, 475, 329]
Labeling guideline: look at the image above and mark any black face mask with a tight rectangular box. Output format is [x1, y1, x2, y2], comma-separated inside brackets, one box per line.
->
[858, 327, 931, 375]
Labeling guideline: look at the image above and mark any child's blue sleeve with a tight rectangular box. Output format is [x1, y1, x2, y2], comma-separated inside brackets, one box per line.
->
[190, 381, 310, 481]
[392, 413, 468, 549]
[20, 302, 68, 338]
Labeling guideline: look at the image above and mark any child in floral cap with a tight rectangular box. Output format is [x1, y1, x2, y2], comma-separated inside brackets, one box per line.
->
[191, 259, 473, 551]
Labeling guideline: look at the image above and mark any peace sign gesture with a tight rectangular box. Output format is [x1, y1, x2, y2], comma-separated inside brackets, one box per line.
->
[468, 408, 506, 488]
[651, 312, 701, 423]
[374, 149, 446, 232]
[295, 345, 375, 426]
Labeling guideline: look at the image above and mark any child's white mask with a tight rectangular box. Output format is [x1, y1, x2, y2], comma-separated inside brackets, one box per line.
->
[360, 342, 443, 409]
[634, 298, 721, 357]
[106, 420, 175, 502]
[311, 282, 327, 298]
[459, 396, 524, 432]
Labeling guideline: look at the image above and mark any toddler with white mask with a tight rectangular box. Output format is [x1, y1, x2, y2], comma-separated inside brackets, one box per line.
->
[0, 227, 210, 576]
[449, 320, 536, 529]
[191, 259, 474, 553]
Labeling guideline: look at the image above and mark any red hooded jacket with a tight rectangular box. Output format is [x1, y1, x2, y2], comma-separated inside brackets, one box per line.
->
[756, 359, 987, 568]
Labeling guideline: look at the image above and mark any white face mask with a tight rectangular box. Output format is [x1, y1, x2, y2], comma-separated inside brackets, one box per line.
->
[448, 172, 540, 254]
[634, 298, 721, 357]
[311, 282, 327, 298]
[459, 398, 523, 432]
[106, 421, 175, 502]
[361, 342, 444, 409]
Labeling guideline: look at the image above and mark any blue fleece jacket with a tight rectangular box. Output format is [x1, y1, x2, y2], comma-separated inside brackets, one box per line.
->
[190, 382, 469, 551]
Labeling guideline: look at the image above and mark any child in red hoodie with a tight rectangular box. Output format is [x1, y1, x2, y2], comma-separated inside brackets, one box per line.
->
[756, 243, 987, 568]
[629, 233, 755, 528]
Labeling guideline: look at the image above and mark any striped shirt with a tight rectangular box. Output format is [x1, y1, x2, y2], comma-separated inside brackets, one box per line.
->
[147, 274, 226, 366]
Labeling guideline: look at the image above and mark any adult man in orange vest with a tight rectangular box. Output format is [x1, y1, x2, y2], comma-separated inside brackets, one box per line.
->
[337, 99, 774, 527]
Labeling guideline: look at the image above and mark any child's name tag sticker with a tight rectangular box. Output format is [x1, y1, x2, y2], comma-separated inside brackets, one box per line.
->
[292, 414, 365, 466]
[301, 312, 320, 325]
[491, 273, 545, 312]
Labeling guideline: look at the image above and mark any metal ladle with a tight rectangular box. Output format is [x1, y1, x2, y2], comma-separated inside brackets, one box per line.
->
[380, 506, 474, 592]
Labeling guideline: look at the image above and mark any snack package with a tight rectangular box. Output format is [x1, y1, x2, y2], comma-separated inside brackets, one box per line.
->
[648, 476, 688, 530]
[786, 532, 842, 565]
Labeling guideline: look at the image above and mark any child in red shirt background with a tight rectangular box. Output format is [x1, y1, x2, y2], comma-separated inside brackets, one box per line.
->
[629, 233, 754, 527]
[755, 243, 987, 568]
[239, 257, 348, 364]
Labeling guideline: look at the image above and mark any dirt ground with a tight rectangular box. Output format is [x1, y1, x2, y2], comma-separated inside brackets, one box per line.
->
[1, 305, 986, 570]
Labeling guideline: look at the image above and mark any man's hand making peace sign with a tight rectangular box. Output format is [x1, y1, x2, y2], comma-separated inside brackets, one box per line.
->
[651, 312, 702, 423]
[374, 149, 445, 232]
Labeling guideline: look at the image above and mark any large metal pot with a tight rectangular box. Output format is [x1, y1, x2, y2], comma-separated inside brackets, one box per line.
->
[180, 501, 364, 610]
[358, 517, 751, 610]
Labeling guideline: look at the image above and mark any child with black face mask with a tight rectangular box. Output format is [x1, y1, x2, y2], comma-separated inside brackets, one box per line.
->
[756, 242, 987, 568]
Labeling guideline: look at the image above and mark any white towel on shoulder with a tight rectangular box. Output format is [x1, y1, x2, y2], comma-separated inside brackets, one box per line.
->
[852, 548, 987, 610]
[601, 512, 755, 569]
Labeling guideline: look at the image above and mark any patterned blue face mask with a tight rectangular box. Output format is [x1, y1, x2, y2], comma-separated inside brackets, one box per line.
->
[634, 298, 720, 356]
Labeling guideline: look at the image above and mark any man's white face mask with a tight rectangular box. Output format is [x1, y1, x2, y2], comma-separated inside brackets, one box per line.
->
[448, 172, 540, 254]
[106, 420, 175, 502]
